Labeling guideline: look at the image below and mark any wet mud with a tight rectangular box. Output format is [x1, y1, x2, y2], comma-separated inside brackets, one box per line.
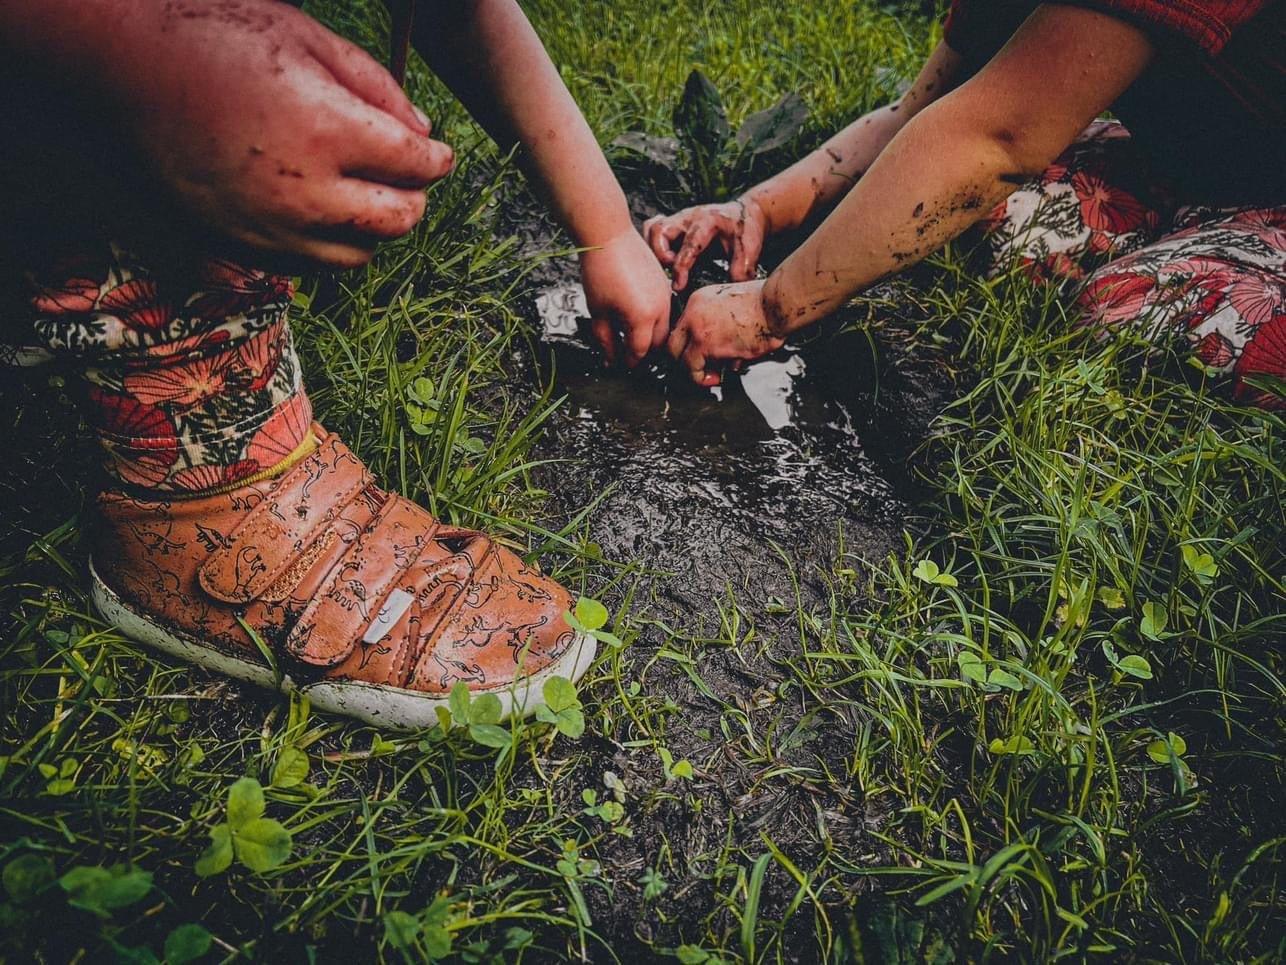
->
[503, 185, 960, 955]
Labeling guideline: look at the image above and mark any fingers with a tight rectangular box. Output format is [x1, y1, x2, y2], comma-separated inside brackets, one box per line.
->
[670, 222, 720, 292]
[666, 321, 720, 386]
[729, 235, 758, 282]
[590, 317, 617, 366]
[325, 180, 429, 238]
[306, 28, 429, 136]
[333, 99, 455, 187]
[642, 216, 683, 267]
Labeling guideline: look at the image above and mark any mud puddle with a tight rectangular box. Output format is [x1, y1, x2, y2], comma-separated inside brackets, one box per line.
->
[527, 268, 946, 612]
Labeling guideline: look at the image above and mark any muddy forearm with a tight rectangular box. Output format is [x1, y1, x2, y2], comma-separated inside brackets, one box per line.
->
[414, 0, 633, 248]
[742, 41, 963, 236]
[762, 103, 1024, 334]
[743, 105, 904, 236]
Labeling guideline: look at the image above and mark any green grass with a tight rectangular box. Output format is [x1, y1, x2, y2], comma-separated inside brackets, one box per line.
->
[2, 1, 1282, 962]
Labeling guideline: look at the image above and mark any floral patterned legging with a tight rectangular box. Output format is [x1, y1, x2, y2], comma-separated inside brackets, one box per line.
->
[981, 120, 1285, 409]
[10, 244, 313, 493]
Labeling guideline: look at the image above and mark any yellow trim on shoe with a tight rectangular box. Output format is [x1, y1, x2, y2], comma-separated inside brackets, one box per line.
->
[163, 433, 320, 500]
[203, 433, 319, 497]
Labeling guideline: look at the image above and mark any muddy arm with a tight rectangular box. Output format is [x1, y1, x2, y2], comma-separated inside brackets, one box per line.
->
[746, 41, 963, 237]
[410, 0, 633, 249]
[763, 4, 1153, 335]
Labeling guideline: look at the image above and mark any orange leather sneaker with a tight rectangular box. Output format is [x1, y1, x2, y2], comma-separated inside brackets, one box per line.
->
[89, 426, 595, 729]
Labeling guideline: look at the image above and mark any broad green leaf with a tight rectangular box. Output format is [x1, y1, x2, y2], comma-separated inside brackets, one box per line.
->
[543, 676, 579, 713]
[673, 69, 730, 160]
[423, 923, 452, 959]
[1147, 732, 1188, 764]
[194, 825, 233, 878]
[556, 707, 585, 739]
[1097, 586, 1126, 610]
[986, 668, 1024, 691]
[1118, 654, 1153, 679]
[957, 652, 986, 684]
[164, 924, 213, 964]
[3, 854, 55, 904]
[595, 630, 624, 649]
[232, 817, 292, 873]
[1139, 601, 1168, 641]
[669, 759, 694, 779]
[59, 865, 152, 918]
[409, 377, 435, 404]
[383, 910, 421, 949]
[988, 735, 1036, 756]
[677, 946, 713, 965]
[270, 747, 309, 789]
[1181, 545, 1218, 580]
[911, 559, 939, 583]
[434, 706, 452, 733]
[448, 682, 471, 724]
[226, 777, 265, 830]
[573, 598, 609, 632]
[468, 693, 502, 726]
[468, 723, 512, 749]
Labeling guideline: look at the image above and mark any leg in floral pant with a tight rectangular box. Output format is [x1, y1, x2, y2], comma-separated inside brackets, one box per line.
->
[982, 120, 1286, 409]
[13, 241, 314, 494]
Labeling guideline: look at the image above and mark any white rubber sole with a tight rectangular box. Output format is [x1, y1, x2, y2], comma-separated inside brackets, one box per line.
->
[89, 560, 597, 731]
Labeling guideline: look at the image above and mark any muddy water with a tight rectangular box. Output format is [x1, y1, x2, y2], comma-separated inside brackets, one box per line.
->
[513, 227, 955, 949]
[529, 271, 946, 612]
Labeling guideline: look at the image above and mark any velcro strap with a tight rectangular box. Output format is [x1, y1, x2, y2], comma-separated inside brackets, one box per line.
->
[198, 435, 371, 603]
[284, 496, 440, 667]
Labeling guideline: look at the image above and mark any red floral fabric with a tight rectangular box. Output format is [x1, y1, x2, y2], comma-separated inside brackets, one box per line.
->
[982, 121, 1286, 408]
[21, 243, 313, 491]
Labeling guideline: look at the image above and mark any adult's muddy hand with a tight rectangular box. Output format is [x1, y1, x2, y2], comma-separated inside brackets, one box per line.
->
[106, 0, 453, 267]
[643, 197, 767, 292]
[580, 229, 673, 367]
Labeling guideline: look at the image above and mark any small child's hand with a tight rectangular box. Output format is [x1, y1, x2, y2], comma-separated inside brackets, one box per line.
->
[580, 230, 673, 367]
[643, 198, 767, 292]
[110, 1, 454, 266]
[667, 280, 785, 386]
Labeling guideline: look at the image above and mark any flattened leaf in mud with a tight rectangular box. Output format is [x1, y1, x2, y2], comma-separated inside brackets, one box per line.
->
[735, 92, 808, 155]
[611, 132, 680, 169]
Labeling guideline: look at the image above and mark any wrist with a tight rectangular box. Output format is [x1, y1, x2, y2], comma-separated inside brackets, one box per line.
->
[760, 271, 797, 338]
[739, 187, 780, 235]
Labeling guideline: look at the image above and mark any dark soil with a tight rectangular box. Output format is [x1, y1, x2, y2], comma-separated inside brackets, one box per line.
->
[498, 176, 960, 956]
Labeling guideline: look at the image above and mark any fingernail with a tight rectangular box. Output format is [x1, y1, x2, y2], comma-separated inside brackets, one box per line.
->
[412, 106, 430, 130]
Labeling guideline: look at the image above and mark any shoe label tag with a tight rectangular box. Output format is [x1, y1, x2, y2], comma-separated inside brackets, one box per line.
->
[363, 588, 414, 644]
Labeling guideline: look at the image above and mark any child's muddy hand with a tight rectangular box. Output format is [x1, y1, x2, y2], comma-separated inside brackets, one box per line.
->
[115, 0, 452, 267]
[666, 280, 785, 386]
[643, 198, 766, 292]
[581, 230, 673, 367]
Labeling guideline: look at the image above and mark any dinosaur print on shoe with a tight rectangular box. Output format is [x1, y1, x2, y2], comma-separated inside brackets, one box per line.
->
[89, 426, 596, 729]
